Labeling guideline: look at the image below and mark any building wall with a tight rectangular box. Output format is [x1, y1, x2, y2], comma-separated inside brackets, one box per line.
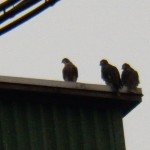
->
[0, 90, 125, 150]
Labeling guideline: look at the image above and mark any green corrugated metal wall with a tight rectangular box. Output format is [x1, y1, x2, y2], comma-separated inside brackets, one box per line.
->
[0, 93, 125, 150]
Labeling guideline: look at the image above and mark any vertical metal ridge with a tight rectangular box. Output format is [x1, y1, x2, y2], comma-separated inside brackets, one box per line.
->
[107, 109, 116, 150]
[40, 103, 57, 150]
[52, 104, 70, 150]
[26, 102, 44, 150]
[93, 108, 111, 150]
[65, 106, 83, 150]
[107, 109, 126, 150]
[12, 101, 30, 150]
[111, 109, 126, 150]
[0, 110, 4, 150]
[79, 106, 97, 150]
[0, 100, 17, 150]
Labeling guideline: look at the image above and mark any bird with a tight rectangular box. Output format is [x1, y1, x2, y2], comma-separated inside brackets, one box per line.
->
[62, 58, 78, 82]
[121, 63, 139, 92]
[100, 59, 122, 94]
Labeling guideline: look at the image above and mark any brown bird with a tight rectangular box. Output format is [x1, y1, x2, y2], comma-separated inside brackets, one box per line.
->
[121, 63, 139, 92]
[62, 58, 78, 82]
[100, 59, 122, 94]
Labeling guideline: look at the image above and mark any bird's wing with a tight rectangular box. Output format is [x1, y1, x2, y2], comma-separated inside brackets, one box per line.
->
[70, 64, 78, 82]
[101, 65, 113, 84]
[73, 65, 78, 78]
[130, 69, 140, 86]
[63, 64, 70, 81]
[63, 63, 78, 81]
[108, 65, 122, 88]
[121, 71, 126, 85]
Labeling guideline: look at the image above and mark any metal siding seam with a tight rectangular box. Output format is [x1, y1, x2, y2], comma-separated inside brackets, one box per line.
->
[107, 109, 116, 150]
[111, 109, 126, 150]
[40, 103, 57, 150]
[0, 100, 17, 150]
[26, 102, 44, 150]
[12, 101, 30, 150]
[93, 108, 111, 150]
[79, 107, 97, 150]
[0, 111, 4, 150]
[107, 109, 126, 150]
[65, 106, 83, 150]
[52, 104, 70, 150]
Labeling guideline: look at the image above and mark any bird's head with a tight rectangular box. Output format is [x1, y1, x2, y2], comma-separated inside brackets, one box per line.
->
[122, 63, 130, 70]
[100, 59, 108, 66]
[62, 58, 70, 64]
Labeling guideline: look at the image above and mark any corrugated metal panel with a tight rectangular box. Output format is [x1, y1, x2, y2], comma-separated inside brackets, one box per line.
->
[0, 97, 125, 150]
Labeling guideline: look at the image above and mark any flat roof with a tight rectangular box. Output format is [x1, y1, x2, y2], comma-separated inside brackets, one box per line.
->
[0, 75, 143, 117]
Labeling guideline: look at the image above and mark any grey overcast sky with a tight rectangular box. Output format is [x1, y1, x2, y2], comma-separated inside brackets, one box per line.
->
[1, 0, 150, 149]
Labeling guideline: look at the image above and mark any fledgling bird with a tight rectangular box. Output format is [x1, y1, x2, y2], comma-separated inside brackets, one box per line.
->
[62, 58, 78, 82]
[121, 63, 139, 92]
[100, 59, 122, 94]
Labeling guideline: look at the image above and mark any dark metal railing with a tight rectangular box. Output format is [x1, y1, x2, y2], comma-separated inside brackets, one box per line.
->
[0, 0, 60, 35]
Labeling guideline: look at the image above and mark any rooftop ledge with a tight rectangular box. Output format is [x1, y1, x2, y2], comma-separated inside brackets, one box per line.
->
[0, 75, 143, 117]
